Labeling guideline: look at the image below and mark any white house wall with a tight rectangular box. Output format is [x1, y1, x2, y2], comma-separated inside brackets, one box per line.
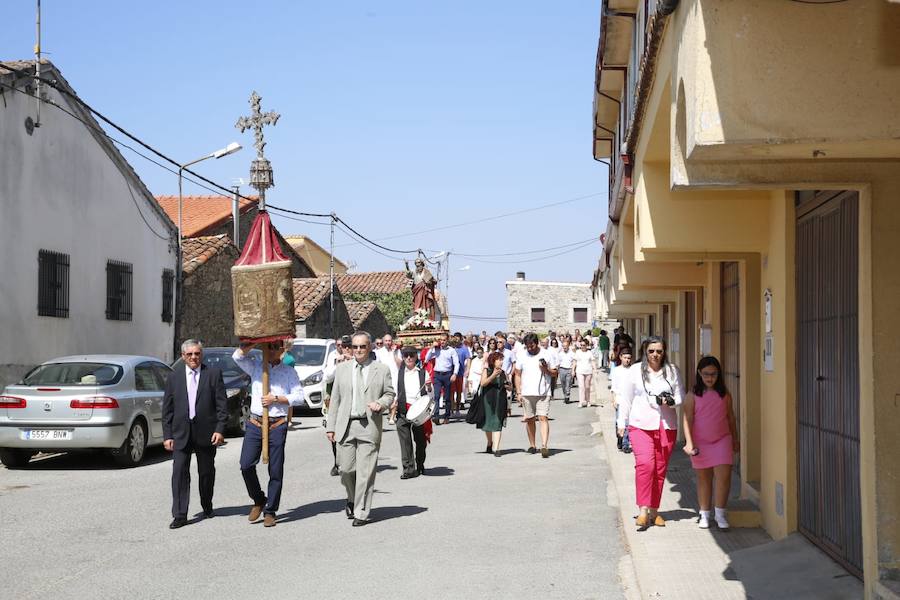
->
[0, 79, 177, 386]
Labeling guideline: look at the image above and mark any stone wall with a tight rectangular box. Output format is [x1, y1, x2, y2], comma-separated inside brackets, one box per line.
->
[294, 290, 353, 340]
[208, 212, 314, 279]
[506, 281, 593, 335]
[179, 248, 240, 347]
[358, 308, 391, 340]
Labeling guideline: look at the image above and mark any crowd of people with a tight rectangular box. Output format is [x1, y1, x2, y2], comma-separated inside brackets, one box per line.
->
[161, 325, 739, 533]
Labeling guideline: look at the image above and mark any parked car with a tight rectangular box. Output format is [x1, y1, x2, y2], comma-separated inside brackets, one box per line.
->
[0, 355, 173, 468]
[170, 347, 256, 436]
[287, 338, 337, 412]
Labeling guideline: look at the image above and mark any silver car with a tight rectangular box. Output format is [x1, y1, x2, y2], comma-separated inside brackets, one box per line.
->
[0, 355, 172, 468]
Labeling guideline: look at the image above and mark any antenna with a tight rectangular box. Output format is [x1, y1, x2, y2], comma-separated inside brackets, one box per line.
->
[34, 0, 42, 128]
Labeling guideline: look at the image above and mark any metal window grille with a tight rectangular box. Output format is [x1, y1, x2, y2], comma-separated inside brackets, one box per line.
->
[573, 308, 588, 323]
[161, 269, 174, 323]
[37, 250, 70, 318]
[106, 260, 133, 321]
[531, 308, 545, 323]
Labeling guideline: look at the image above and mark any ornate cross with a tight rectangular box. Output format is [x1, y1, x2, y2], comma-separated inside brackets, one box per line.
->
[235, 91, 280, 160]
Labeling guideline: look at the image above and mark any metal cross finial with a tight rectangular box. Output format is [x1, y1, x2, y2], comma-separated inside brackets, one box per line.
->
[236, 91, 280, 160]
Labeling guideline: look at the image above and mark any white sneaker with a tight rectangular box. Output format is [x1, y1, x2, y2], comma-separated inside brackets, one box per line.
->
[698, 511, 710, 529]
[714, 509, 730, 530]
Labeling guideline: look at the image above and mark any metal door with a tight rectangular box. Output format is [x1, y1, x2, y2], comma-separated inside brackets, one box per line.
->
[720, 262, 741, 436]
[796, 190, 862, 577]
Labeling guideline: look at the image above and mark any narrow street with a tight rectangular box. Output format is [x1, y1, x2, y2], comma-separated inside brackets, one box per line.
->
[0, 389, 628, 600]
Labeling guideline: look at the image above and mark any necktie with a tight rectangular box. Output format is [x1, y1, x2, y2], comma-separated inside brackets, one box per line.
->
[354, 363, 366, 416]
[188, 369, 198, 419]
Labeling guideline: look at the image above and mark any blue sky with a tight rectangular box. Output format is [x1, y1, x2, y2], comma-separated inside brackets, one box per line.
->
[4, 1, 609, 333]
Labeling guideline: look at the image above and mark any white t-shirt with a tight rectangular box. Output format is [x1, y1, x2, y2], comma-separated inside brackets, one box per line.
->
[610, 364, 632, 396]
[468, 356, 484, 382]
[574, 349, 594, 373]
[516, 348, 552, 397]
[404, 369, 422, 404]
[558, 349, 575, 369]
[375, 347, 400, 390]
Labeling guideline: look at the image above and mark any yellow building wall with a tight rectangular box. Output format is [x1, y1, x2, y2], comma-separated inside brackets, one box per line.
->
[671, 0, 900, 162]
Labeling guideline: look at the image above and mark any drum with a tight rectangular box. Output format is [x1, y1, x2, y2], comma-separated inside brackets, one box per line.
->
[406, 394, 435, 427]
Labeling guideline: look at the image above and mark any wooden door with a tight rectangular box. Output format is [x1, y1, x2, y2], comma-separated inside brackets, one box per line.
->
[796, 190, 862, 577]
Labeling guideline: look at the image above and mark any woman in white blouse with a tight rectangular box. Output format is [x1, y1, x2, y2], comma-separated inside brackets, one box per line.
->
[615, 337, 683, 530]
[572, 340, 596, 407]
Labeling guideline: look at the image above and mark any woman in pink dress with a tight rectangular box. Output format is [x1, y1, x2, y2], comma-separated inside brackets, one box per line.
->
[682, 356, 740, 530]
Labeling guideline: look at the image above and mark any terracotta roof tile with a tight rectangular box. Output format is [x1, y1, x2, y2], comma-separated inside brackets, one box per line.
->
[344, 301, 378, 329]
[181, 234, 235, 275]
[156, 195, 257, 238]
[292, 277, 332, 320]
[336, 271, 410, 295]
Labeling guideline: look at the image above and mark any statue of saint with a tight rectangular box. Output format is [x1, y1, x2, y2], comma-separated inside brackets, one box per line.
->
[405, 258, 437, 321]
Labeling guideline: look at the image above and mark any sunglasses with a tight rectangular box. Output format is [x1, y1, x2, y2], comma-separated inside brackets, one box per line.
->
[351, 344, 369, 349]
[184, 352, 201, 356]
[646, 349, 664, 355]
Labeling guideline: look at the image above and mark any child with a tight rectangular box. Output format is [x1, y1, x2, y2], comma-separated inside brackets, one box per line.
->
[609, 344, 634, 453]
[682, 356, 740, 530]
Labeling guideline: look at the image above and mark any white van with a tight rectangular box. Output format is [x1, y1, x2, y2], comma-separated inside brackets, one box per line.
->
[287, 338, 337, 411]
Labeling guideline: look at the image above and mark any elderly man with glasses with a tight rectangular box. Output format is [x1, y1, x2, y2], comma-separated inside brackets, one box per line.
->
[326, 331, 395, 526]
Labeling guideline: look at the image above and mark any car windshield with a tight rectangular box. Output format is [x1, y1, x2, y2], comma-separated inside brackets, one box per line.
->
[172, 349, 261, 378]
[288, 345, 327, 366]
[22, 362, 124, 386]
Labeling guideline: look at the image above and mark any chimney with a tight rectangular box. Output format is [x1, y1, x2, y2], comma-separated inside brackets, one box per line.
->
[232, 186, 241, 250]
[516, 271, 525, 281]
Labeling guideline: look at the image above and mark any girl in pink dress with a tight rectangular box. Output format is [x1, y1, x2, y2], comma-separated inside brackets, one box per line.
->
[682, 356, 739, 530]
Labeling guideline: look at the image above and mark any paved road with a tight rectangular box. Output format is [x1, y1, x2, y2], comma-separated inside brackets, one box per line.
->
[0, 391, 626, 600]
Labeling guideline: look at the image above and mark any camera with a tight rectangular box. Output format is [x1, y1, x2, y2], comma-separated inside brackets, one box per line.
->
[655, 391, 676, 407]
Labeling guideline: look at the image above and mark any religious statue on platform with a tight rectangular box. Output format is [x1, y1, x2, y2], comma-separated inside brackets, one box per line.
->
[405, 258, 437, 321]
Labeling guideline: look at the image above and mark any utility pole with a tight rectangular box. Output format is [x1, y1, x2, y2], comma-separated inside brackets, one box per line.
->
[329, 212, 336, 339]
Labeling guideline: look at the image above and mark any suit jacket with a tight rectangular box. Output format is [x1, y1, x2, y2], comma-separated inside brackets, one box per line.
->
[395, 365, 427, 417]
[163, 364, 229, 450]
[326, 359, 395, 441]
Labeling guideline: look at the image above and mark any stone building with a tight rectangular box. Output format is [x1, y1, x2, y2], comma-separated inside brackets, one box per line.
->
[178, 235, 240, 347]
[292, 277, 352, 339]
[345, 301, 390, 339]
[506, 273, 593, 335]
[155, 195, 315, 279]
[283, 235, 348, 277]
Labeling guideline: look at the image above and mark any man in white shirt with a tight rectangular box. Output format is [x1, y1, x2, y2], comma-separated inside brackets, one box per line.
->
[516, 333, 558, 458]
[609, 345, 634, 453]
[234, 341, 304, 527]
[424, 333, 460, 425]
[557, 339, 576, 404]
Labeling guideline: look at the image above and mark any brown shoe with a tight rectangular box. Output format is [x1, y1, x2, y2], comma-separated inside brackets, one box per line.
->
[249, 502, 265, 522]
[653, 515, 666, 527]
[635, 514, 650, 530]
[441, 418, 449, 425]
[263, 513, 276, 527]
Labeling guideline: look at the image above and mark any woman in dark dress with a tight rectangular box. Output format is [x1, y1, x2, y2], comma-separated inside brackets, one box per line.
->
[478, 351, 508, 457]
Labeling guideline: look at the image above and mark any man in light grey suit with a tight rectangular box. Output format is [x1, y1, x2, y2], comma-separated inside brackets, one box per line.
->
[326, 331, 395, 526]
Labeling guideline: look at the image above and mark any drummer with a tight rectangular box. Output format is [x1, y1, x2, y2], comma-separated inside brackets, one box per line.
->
[393, 347, 433, 478]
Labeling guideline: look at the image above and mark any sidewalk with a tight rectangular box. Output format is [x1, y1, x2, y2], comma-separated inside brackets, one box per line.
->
[593, 372, 864, 600]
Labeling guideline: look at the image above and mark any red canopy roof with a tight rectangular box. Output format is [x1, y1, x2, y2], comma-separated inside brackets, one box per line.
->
[234, 210, 291, 266]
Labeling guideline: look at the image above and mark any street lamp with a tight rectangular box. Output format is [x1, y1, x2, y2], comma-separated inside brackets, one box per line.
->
[177, 142, 242, 248]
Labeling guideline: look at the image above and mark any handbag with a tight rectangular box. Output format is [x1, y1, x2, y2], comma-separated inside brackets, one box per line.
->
[466, 384, 485, 426]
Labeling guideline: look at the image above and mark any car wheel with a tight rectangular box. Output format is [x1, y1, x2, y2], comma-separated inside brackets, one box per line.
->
[0, 449, 35, 469]
[112, 420, 147, 467]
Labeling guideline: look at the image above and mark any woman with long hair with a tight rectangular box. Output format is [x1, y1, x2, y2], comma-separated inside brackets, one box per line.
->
[682, 356, 739, 530]
[616, 336, 683, 530]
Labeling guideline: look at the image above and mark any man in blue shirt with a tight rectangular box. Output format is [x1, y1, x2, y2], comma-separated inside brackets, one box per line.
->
[451, 332, 471, 415]
[424, 333, 460, 425]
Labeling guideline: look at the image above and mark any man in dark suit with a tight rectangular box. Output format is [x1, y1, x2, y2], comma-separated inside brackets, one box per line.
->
[163, 339, 229, 529]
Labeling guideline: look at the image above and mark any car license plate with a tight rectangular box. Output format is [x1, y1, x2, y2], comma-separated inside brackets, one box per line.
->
[21, 429, 72, 441]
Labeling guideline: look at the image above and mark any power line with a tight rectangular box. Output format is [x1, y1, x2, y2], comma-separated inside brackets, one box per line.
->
[465, 239, 598, 264]
[333, 191, 605, 249]
[451, 236, 599, 258]
[449, 315, 507, 322]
